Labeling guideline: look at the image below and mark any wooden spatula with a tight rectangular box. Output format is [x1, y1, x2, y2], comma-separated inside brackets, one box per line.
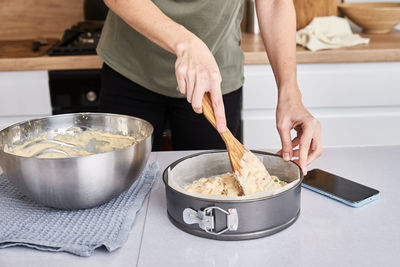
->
[202, 93, 248, 174]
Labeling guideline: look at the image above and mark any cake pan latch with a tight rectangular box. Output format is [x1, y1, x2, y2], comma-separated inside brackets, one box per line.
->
[183, 206, 238, 235]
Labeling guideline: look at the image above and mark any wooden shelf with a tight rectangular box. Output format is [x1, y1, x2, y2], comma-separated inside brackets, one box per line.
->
[1, 31, 400, 71]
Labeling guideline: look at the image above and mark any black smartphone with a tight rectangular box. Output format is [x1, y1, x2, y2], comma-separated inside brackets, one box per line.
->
[302, 169, 380, 207]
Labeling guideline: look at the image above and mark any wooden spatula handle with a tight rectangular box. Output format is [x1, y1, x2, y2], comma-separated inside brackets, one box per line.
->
[202, 92, 247, 173]
[202, 93, 232, 144]
[202, 93, 217, 129]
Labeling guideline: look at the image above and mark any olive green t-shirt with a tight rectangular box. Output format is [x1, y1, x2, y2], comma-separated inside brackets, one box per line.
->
[97, 0, 244, 98]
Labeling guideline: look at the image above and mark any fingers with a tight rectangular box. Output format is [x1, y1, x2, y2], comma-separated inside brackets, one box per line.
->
[175, 61, 187, 95]
[284, 122, 321, 176]
[306, 123, 322, 164]
[276, 136, 300, 156]
[293, 136, 322, 164]
[174, 45, 225, 133]
[209, 72, 226, 133]
[186, 64, 195, 103]
[291, 137, 300, 149]
[306, 141, 319, 165]
[298, 123, 314, 175]
[191, 70, 207, 114]
[175, 56, 195, 102]
[184, 66, 226, 133]
[277, 121, 293, 161]
[298, 118, 322, 175]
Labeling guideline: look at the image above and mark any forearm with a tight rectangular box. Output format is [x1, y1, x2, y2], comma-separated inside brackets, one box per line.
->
[255, 0, 300, 100]
[105, 0, 227, 131]
[256, 1, 321, 170]
[104, 0, 194, 55]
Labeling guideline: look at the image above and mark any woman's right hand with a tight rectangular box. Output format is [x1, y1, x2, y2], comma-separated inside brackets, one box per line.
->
[104, 0, 227, 132]
[174, 35, 227, 133]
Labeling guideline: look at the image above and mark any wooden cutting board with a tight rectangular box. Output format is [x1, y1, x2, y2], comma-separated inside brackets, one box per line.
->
[294, 0, 339, 30]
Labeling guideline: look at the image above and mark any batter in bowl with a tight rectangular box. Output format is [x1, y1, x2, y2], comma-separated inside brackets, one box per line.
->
[184, 173, 243, 196]
[235, 151, 284, 195]
[185, 151, 287, 196]
[4, 127, 140, 159]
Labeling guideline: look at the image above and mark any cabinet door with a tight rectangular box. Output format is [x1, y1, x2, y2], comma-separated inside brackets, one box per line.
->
[0, 71, 51, 130]
[0, 71, 51, 116]
[243, 108, 400, 149]
[242, 62, 400, 149]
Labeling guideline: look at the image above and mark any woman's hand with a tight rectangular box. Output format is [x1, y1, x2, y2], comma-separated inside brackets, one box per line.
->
[255, 0, 321, 173]
[276, 88, 322, 175]
[174, 36, 227, 133]
[104, 0, 227, 133]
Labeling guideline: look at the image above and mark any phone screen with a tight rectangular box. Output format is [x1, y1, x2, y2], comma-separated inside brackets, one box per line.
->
[303, 169, 379, 203]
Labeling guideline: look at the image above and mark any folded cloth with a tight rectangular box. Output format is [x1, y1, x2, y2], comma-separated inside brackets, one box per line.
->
[296, 16, 370, 51]
[0, 161, 158, 257]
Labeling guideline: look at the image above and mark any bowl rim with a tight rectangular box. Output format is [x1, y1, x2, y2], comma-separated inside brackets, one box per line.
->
[0, 112, 154, 160]
[162, 150, 304, 203]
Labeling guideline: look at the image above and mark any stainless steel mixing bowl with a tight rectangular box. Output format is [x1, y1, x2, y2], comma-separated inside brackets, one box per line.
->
[0, 113, 153, 209]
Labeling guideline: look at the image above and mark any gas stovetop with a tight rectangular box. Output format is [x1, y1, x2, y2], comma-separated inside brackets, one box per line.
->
[48, 22, 103, 56]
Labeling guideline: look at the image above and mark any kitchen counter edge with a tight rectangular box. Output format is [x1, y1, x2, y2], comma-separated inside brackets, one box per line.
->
[1, 32, 400, 71]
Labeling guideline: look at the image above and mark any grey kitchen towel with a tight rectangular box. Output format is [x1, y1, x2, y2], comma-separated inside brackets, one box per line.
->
[0, 161, 158, 257]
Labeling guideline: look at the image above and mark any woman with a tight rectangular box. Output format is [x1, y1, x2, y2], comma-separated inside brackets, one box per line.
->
[97, 0, 321, 175]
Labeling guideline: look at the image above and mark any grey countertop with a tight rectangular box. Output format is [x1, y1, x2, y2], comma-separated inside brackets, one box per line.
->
[1, 146, 399, 267]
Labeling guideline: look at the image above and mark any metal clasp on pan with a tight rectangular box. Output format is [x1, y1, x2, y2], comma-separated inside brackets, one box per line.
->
[183, 206, 239, 235]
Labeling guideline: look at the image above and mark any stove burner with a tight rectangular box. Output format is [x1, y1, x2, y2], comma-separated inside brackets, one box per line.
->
[78, 32, 95, 44]
[48, 22, 103, 56]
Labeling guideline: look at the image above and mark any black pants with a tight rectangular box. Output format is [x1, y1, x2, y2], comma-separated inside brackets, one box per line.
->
[100, 64, 242, 151]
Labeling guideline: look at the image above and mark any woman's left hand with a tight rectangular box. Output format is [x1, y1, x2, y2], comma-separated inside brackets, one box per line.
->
[276, 88, 322, 175]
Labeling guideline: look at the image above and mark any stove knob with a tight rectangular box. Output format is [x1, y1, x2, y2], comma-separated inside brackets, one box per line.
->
[86, 91, 97, 102]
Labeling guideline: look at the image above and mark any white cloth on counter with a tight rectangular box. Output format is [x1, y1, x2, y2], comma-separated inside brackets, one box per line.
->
[296, 16, 370, 52]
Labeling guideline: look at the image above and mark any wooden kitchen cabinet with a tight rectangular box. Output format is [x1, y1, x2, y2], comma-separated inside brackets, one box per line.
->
[242, 62, 400, 149]
[0, 71, 51, 130]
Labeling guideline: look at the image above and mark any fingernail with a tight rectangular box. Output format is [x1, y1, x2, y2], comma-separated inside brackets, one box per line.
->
[283, 153, 290, 161]
[217, 124, 226, 133]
